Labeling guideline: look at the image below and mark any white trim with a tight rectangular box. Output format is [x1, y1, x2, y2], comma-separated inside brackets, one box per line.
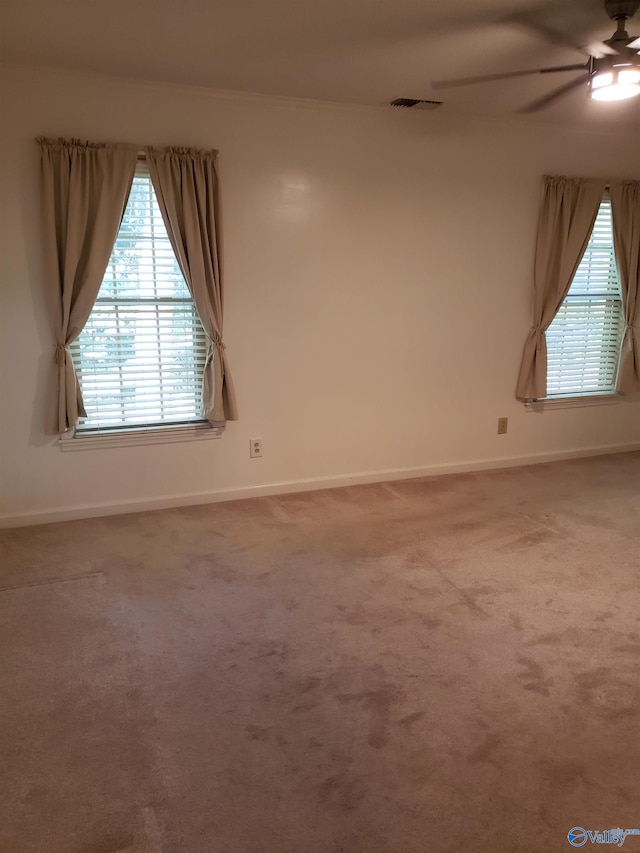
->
[2, 441, 639, 529]
[59, 422, 223, 451]
[524, 394, 623, 412]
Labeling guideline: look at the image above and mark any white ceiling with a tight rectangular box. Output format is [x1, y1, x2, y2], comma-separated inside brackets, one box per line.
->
[1, 0, 639, 127]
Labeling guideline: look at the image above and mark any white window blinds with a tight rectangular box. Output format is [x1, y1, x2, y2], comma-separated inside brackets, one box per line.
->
[70, 165, 208, 430]
[545, 197, 623, 397]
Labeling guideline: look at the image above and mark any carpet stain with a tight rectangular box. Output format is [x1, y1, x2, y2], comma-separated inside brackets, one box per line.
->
[298, 676, 323, 694]
[246, 724, 270, 742]
[516, 655, 554, 696]
[253, 645, 290, 661]
[528, 628, 581, 646]
[398, 711, 426, 728]
[593, 611, 616, 622]
[319, 773, 364, 812]
[572, 667, 639, 718]
[337, 688, 399, 749]
[429, 565, 491, 618]
[418, 616, 442, 629]
[510, 614, 524, 632]
[467, 733, 502, 766]
[574, 666, 612, 694]
[538, 759, 588, 790]
[499, 530, 558, 552]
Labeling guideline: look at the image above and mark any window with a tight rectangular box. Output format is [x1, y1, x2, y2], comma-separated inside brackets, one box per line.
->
[70, 164, 209, 433]
[545, 196, 624, 398]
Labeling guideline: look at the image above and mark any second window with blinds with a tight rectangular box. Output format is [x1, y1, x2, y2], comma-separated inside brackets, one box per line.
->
[545, 195, 624, 398]
[70, 162, 209, 433]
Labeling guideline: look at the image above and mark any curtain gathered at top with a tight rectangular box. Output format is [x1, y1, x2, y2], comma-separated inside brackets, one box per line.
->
[610, 180, 640, 394]
[38, 137, 137, 434]
[515, 175, 607, 401]
[145, 146, 238, 425]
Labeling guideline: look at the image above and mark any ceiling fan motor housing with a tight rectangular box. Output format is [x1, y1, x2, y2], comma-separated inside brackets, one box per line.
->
[594, 48, 640, 71]
[604, 0, 640, 20]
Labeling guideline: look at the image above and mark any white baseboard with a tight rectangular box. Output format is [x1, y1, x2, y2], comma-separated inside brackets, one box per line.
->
[2, 441, 639, 529]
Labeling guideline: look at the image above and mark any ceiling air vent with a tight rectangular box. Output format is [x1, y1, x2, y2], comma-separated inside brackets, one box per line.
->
[389, 98, 442, 109]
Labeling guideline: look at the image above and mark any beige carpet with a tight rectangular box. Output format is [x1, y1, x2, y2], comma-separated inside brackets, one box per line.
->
[1, 453, 639, 853]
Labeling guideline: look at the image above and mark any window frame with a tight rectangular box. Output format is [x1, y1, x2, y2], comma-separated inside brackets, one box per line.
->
[58, 420, 222, 451]
[63, 159, 218, 449]
[523, 393, 622, 413]
[534, 192, 624, 409]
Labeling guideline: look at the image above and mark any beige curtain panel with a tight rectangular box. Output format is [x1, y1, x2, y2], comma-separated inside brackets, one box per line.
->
[516, 175, 606, 401]
[145, 146, 238, 425]
[38, 137, 137, 434]
[610, 180, 640, 394]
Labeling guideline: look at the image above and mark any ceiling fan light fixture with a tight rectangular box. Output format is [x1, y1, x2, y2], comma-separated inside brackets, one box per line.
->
[590, 64, 640, 99]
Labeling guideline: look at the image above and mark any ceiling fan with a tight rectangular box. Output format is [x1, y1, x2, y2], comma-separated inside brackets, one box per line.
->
[431, 0, 640, 111]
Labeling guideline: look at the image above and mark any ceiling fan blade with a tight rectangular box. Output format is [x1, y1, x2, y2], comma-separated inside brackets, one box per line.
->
[509, 11, 588, 54]
[519, 74, 591, 113]
[432, 64, 587, 89]
[628, 36, 640, 49]
[584, 40, 619, 58]
[537, 62, 590, 75]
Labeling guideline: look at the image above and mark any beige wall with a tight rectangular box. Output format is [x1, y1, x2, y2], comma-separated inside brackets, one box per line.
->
[1, 65, 638, 526]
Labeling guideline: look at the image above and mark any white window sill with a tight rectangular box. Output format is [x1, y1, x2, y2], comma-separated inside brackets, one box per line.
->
[59, 422, 224, 451]
[524, 393, 622, 413]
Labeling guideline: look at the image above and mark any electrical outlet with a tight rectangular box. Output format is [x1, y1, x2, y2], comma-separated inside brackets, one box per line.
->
[250, 438, 263, 458]
[497, 417, 508, 435]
